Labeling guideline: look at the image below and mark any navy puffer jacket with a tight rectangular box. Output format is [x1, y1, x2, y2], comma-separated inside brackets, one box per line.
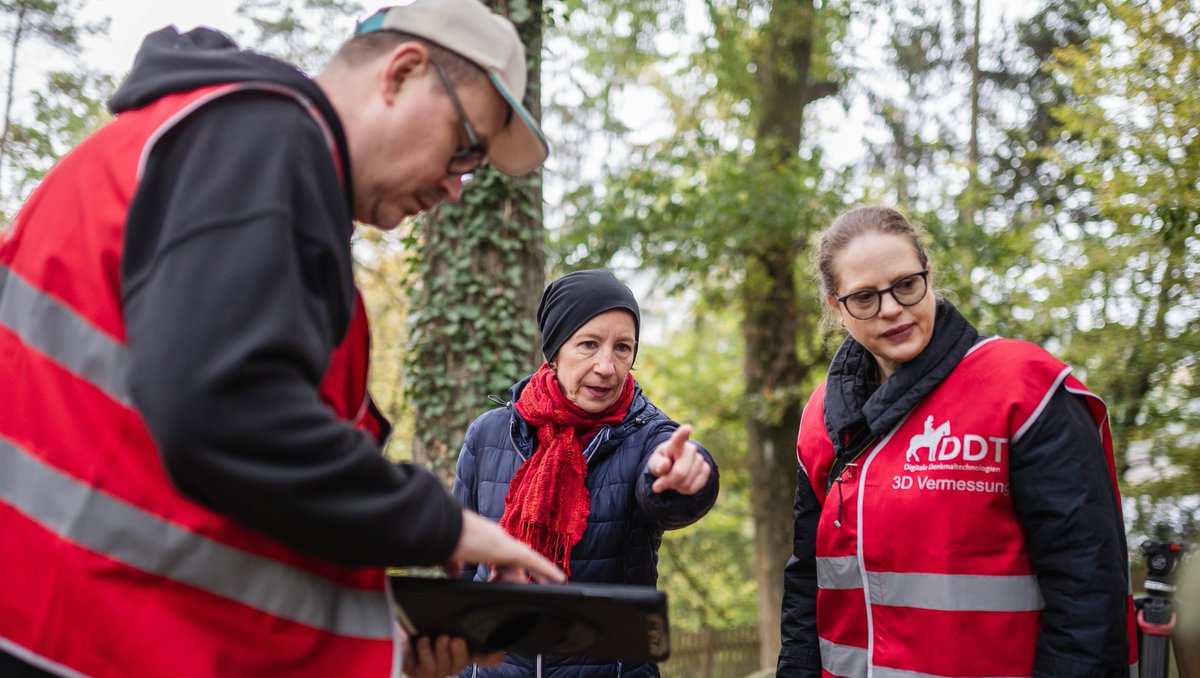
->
[454, 377, 719, 678]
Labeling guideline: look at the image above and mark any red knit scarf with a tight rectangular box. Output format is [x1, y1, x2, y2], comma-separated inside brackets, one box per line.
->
[500, 363, 636, 578]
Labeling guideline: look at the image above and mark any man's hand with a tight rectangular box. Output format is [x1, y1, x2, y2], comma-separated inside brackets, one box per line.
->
[401, 635, 505, 678]
[409, 512, 562, 676]
[444, 510, 566, 584]
[647, 425, 711, 495]
[402, 635, 467, 678]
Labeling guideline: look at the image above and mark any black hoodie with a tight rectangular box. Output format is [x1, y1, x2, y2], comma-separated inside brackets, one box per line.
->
[117, 27, 462, 568]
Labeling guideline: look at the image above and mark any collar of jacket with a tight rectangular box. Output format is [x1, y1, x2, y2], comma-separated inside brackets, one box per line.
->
[824, 299, 979, 449]
[504, 375, 653, 460]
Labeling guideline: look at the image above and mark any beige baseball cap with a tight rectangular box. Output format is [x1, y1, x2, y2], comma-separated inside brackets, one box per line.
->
[355, 0, 549, 176]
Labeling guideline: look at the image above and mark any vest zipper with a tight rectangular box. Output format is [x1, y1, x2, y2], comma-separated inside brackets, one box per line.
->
[832, 463, 857, 528]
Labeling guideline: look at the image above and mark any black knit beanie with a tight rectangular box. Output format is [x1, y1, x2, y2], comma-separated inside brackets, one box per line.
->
[537, 269, 641, 362]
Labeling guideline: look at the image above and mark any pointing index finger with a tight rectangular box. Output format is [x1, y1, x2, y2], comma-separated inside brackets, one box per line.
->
[664, 424, 693, 457]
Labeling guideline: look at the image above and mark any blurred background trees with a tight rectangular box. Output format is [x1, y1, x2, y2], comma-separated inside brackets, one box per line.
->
[1, 0, 1194, 671]
[0, 0, 108, 217]
[548, 0, 849, 659]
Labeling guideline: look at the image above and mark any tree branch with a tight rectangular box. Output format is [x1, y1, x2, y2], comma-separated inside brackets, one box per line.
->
[803, 80, 839, 106]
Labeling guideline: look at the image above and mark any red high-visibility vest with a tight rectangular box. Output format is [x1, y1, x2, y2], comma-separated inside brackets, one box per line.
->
[0, 83, 398, 677]
[799, 337, 1137, 677]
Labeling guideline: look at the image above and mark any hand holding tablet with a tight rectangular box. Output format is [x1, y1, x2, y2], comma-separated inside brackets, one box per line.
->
[390, 576, 671, 663]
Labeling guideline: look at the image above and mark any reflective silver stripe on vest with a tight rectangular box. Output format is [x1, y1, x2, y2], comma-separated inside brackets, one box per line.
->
[819, 637, 868, 677]
[866, 571, 1043, 612]
[0, 638, 91, 678]
[816, 555, 863, 590]
[816, 559, 1044, 613]
[816, 554, 1041, 614]
[874, 665, 1029, 678]
[0, 264, 131, 406]
[820, 636, 1036, 678]
[1013, 366, 1072, 445]
[0, 435, 393, 640]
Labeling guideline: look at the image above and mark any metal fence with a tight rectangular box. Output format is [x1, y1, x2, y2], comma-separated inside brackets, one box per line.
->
[659, 625, 763, 678]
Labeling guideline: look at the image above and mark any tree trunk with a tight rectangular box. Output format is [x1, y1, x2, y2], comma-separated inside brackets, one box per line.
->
[0, 3, 29, 197]
[507, 0, 547, 372]
[968, 0, 981, 172]
[960, 0, 981, 229]
[408, 0, 545, 484]
[743, 3, 826, 666]
[742, 248, 806, 668]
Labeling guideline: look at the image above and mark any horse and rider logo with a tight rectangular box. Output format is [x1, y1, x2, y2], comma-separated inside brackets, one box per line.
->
[905, 415, 1008, 464]
[906, 416, 951, 462]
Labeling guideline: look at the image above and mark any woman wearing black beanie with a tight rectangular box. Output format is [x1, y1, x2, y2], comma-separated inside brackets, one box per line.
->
[453, 269, 720, 678]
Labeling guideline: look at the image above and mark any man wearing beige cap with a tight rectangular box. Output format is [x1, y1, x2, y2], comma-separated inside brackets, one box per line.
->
[0, 1, 560, 677]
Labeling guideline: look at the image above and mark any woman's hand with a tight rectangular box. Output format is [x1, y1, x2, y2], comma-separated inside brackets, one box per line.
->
[648, 425, 711, 495]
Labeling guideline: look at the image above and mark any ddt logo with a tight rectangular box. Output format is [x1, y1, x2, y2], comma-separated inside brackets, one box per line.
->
[905, 415, 1008, 463]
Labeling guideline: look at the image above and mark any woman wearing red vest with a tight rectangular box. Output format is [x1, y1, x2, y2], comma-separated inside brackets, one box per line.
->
[777, 206, 1136, 678]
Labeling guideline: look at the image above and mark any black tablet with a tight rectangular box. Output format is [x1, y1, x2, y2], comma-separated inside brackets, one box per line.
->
[388, 575, 670, 663]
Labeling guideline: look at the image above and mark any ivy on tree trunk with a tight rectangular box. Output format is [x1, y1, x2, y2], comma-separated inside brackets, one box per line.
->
[405, 0, 547, 485]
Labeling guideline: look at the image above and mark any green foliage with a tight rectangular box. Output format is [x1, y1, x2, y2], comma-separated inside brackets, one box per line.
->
[354, 229, 419, 461]
[563, 146, 831, 282]
[635, 304, 758, 630]
[404, 165, 544, 480]
[0, 0, 108, 216]
[0, 0, 103, 54]
[867, 0, 1198, 544]
[551, 0, 848, 136]
[550, 2, 856, 664]
[549, 0, 855, 371]
[561, 143, 845, 433]
[236, 0, 363, 73]
[859, 0, 1101, 338]
[4, 69, 112, 202]
[1043, 0, 1199, 538]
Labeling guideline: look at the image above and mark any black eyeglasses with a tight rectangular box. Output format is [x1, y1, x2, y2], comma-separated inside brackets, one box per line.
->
[429, 60, 487, 177]
[836, 270, 929, 320]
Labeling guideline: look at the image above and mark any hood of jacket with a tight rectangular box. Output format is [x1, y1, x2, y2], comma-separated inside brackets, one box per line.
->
[824, 299, 979, 452]
[107, 26, 353, 216]
[109, 27, 322, 114]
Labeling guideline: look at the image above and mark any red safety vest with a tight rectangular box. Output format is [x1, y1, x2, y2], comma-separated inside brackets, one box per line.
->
[798, 337, 1136, 677]
[0, 83, 398, 677]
